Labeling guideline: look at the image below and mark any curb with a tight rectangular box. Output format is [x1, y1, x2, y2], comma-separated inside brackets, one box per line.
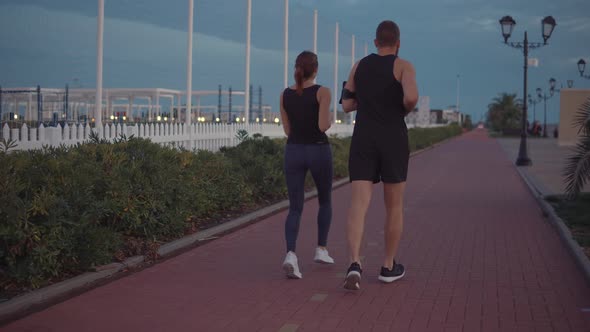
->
[0, 256, 143, 325]
[0, 134, 460, 325]
[513, 165, 590, 285]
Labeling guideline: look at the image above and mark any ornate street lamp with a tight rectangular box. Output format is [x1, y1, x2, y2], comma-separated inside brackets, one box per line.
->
[578, 59, 590, 79]
[499, 15, 556, 166]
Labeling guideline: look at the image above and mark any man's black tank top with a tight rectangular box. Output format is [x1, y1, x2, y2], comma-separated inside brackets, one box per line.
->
[354, 54, 407, 134]
[282, 85, 329, 145]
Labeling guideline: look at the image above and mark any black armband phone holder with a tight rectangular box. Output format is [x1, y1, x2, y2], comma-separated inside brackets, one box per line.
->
[339, 81, 356, 104]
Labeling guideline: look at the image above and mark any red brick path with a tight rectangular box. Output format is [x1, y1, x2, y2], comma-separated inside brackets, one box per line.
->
[3, 130, 590, 332]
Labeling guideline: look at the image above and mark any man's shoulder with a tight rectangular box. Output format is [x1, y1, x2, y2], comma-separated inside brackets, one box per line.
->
[396, 57, 414, 69]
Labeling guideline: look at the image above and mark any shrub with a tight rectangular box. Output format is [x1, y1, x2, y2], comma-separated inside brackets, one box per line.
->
[0, 125, 460, 290]
[408, 124, 462, 151]
[221, 136, 287, 201]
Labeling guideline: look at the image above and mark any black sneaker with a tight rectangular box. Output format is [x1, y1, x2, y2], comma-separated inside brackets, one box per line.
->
[378, 261, 405, 283]
[343, 262, 362, 290]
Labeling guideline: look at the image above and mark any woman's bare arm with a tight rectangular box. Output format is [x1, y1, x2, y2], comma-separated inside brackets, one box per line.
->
[279, 92, 290, 136]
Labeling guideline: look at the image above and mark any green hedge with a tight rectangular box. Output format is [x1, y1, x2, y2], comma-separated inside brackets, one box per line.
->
[0, 125, 461, 290]
[408, 124, 463, 151]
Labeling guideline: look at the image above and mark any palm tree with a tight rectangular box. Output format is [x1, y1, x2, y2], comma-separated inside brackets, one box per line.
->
[564, 97, 590, 198]
[486, 93, 523, 132]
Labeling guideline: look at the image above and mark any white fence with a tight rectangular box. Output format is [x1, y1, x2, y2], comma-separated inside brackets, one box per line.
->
[2, 122, 358, 152]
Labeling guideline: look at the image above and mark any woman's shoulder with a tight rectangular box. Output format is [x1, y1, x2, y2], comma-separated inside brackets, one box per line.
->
[282, 87, 294, 97]
[316, 85, 331, 95]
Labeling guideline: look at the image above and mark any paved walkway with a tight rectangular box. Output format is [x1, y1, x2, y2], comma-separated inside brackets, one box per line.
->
[497, 137, 590, 196]
[3, 130, 590, 332]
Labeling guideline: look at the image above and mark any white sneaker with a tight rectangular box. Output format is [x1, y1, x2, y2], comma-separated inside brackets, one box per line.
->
[282, 251, 302, 279]
[313, 247, 335, 264]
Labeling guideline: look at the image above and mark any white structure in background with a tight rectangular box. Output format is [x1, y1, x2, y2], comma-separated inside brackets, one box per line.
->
[406, 96, 431, 127]
[442, 109, 461, 124]
[0, 87, 275, 124]
[429, 108, 463, 125]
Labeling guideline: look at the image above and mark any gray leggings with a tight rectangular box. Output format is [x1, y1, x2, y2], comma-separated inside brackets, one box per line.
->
[284, 143, 333, 252]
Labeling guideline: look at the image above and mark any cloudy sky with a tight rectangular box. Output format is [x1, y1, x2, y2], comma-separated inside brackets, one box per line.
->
[0, 0, 588, 123]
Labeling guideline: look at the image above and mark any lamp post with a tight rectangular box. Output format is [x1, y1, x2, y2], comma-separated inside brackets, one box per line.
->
[228, 86, 232, 124]
[536, 87, 553, 138]
[578, 59, 590, 79]
[540, 77, 573, 138]
[527, 93, 541, 124]
[499, 15, 556, 166]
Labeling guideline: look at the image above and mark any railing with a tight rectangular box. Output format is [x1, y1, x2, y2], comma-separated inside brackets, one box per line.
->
[1, 121, 448, 152]
[1, 122, 358, 152]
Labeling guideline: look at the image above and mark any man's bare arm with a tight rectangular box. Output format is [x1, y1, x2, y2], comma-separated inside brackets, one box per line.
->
[317, 87, 332, 132]
[400, 61, 418, 114]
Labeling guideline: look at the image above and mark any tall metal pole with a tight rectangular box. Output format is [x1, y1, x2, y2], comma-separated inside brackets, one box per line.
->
[516, 31, 531, 166]
[218, 84, 222, 121]
[313, 9, 318, 54]
[351, 35, 355, 66]
[258, 86, 262, 121]
[350, 34, 355, 124]
[37, 85, 42, 125]
[364, 41, 368, 57]
[543, 95, 548, 137]
[333, 22, 339, 124]
[249, 84, 253, 122]
[229, 86, 232, 123]
[186, 0, 194, 126]
[95, 0, 104, 134]
[284, 0, 289, 89]
[456, 74, 461, 126]
[65, 84, 69, 123]
[244, 0, 252, 123]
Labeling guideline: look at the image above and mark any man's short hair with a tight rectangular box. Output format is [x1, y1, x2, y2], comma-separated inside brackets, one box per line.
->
[376, 20, 400, 47]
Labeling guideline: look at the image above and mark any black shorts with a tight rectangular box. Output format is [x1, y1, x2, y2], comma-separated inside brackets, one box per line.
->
[348, 130, 409, 184]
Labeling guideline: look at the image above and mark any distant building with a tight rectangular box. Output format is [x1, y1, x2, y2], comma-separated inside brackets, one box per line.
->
[428, 108, 461, 124]
[442, 109, 461, 124]
[405, 98, 464, 127]
[405, 96, 430, 126]
[430, 109, 444, 124]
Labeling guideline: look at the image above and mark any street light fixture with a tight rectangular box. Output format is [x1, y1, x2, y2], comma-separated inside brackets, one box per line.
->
[499, 16, 516, 43]
[499, 15, 557, 166]
[541, 16, 557, 44]
[549, 78, 556, 90]
[578, 59, 590, 79]
[549, 78, 574, 91]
